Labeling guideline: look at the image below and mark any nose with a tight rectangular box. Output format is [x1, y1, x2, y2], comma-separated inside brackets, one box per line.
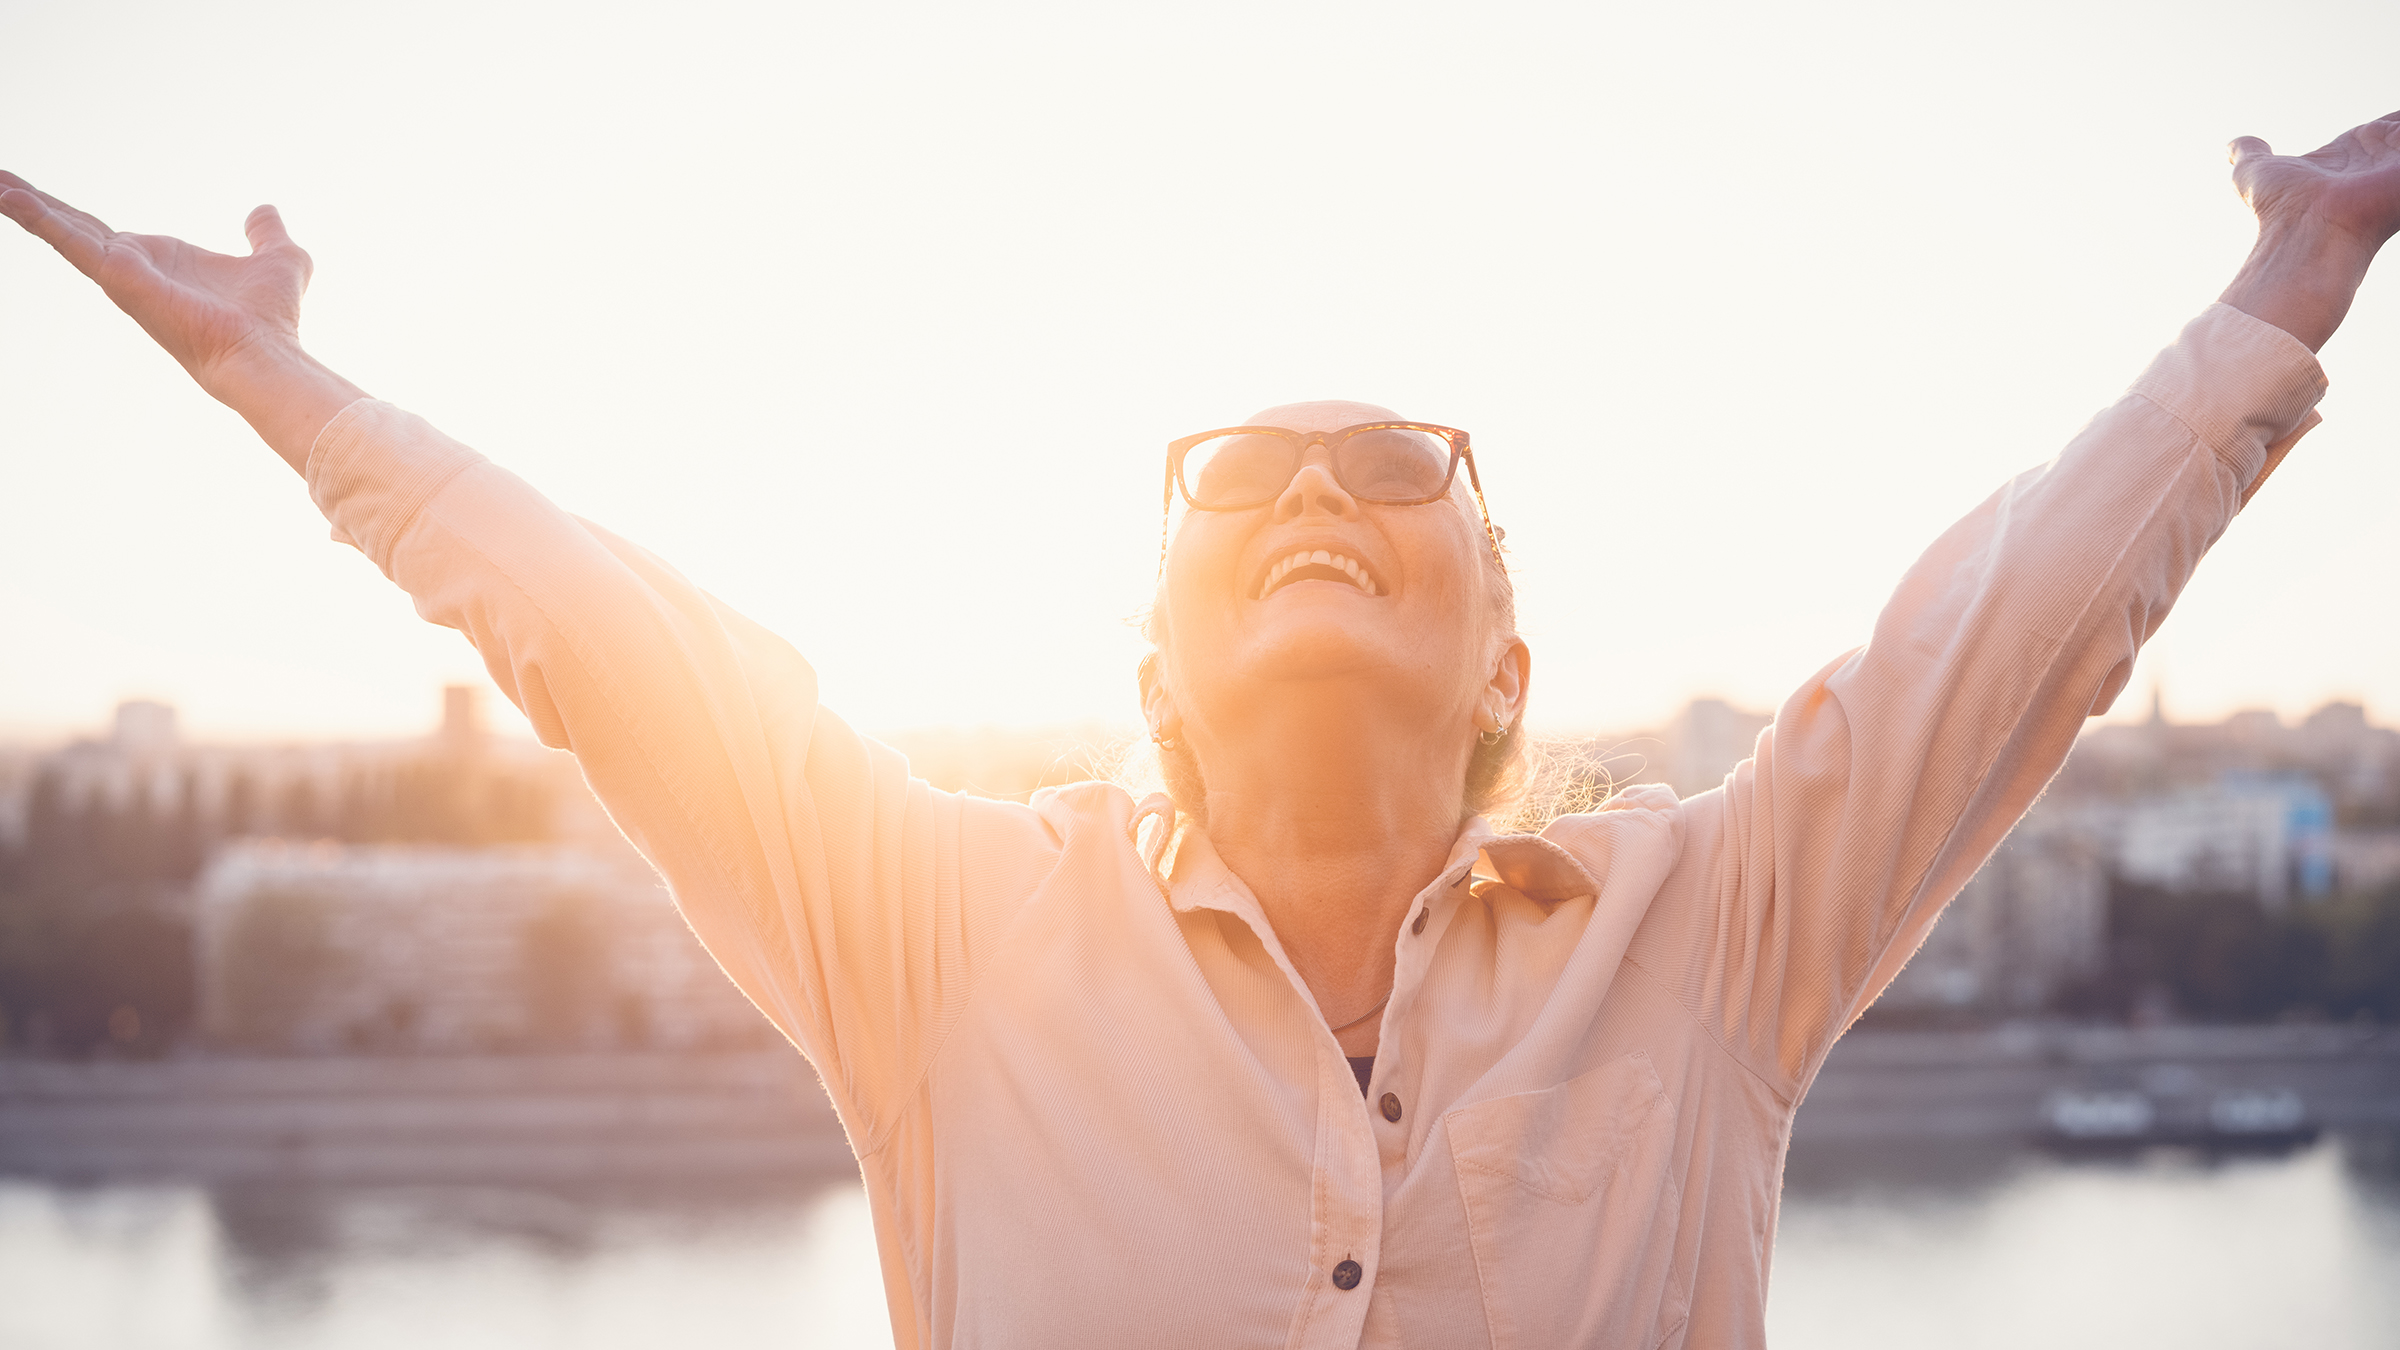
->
[1272, 449, 1360, 524]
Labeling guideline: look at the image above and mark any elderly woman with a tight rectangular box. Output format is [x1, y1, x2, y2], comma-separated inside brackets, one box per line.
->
[4, 111, 2394, 1349]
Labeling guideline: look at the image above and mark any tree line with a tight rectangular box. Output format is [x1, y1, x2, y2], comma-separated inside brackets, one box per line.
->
[2060, 877, 2400, 1024]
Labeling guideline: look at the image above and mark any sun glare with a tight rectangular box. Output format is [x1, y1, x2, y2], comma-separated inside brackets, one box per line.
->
[0, 0, 2394, 745]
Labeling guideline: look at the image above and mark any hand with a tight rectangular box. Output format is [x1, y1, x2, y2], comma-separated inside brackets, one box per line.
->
[1, 174, 364, 472]
[0, 174, 311, 391]
[2231, 113, 2400, 255]
[2219, 112, 2400, 352]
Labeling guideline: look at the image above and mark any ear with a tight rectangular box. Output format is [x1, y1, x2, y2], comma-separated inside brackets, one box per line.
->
[1481, 638, 1532, 732]
[1139, 653, 1185, 742]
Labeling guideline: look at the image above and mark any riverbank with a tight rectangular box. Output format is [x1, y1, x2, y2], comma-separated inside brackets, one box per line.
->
[1794, 1023, 2400, 1142]
[0, 1051, 852, 1183]
[5, 1025, 2397, 1183]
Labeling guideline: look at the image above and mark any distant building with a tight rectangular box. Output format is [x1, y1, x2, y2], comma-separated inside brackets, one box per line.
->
[111, 700, 179, 761]
[1658, 699, 1774, 798]
[2331, 831, 2400, 896]
[437, 684, 484, 759]
[0, 691, 602, 863]
[1566, 697, 1774, 800]
[2110, 774, 2334, 911]
[194, 841, 770, 1054]
[2066, 699, 2400, 828]
[1882, 804, 2108, 1014]
[0, 691, 642, 1054]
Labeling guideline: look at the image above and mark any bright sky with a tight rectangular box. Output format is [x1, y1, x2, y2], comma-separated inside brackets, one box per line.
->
[2, 0, 2395, 746]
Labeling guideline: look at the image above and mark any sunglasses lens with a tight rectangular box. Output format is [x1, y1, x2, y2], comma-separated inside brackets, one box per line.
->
[1182, 432, 1298, 509]
[1335, 427, 1454, 502]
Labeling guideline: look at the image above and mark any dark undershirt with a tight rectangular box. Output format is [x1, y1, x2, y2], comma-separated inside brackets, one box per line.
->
[1347, 1056, 1375, 1096]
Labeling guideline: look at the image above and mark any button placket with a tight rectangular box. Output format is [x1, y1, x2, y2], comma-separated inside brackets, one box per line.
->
[1372, 869, 1468, 1177]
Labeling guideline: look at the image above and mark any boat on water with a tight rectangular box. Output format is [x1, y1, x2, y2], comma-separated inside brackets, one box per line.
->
[2037, 1082, 2319, 1153]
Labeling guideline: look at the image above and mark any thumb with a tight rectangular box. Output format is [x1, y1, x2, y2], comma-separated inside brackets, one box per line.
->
[243, 202, 312, 289]
[243, 203, 293, 253]
[2228, 135, 2273, 167]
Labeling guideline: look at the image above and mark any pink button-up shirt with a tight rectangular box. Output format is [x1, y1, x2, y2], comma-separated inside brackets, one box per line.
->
[306, 305, 2323, 1349]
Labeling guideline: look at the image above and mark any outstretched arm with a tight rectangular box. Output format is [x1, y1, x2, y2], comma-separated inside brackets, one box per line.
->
[2217, 112, 2400, 351]
[0, 177, 1062, 1149]
[1622, 110, 2395, 1094]
[0, 174, 360, 470]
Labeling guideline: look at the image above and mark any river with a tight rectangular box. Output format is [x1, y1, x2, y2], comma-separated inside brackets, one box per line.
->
[6, 1132, 2398, 1349]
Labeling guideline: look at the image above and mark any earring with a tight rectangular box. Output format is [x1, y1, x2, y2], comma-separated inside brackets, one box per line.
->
[1150, 724, 1180, 753]
[1477, 726, 1504, 748]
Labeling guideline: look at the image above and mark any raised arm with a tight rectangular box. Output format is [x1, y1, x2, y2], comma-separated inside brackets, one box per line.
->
[1615, 111, 2397, 1095]
[0, 178, 1064, 1148]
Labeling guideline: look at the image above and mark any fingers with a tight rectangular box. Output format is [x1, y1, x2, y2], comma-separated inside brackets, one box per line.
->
[0, 172, 118, 239]
[0, 173, 110, 279]
[2228, 135, 2273, 166]
[0, 170, 54, 229]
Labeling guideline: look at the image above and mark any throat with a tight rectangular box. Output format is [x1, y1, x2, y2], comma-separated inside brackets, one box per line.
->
[1188, 695, 1473, 1065]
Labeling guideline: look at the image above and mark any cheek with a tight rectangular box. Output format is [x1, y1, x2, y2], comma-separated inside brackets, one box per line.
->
[1400, 544, 1507, 678]
[1162, 524, 1242, 638]
[1396, 521, 1486, 614]
[1166, 511, 1243, 584]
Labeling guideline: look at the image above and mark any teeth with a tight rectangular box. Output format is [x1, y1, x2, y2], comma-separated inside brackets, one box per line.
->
[1257, 549, 1380, 599]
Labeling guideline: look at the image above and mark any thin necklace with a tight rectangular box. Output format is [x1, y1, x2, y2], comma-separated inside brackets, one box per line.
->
[1329, 989, 1392, 1037]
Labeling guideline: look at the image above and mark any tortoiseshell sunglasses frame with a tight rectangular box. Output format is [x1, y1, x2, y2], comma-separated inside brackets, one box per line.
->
[1156, 421, 1502, 578]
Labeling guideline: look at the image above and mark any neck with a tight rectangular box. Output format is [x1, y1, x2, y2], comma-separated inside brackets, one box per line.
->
[1193, 683, 1471, 1055]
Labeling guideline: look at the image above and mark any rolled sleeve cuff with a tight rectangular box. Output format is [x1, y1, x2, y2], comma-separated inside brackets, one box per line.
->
[304, 398, 488, 570]
[2128, 302, 2328, 508]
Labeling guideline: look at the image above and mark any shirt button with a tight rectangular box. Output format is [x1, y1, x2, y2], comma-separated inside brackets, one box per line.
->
[1410, 908, 1428, 935]
[1332, 1259, 1363, 1290]
[1379, 1092, 1403, 1122]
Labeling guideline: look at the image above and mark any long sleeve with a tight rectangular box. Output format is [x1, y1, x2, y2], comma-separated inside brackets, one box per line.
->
[1621, 303, 2328, 1094]
[305, 401, 1064, 1151]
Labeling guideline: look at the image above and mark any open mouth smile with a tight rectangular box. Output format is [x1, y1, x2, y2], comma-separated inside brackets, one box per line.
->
[1255, 549, 1383, 600]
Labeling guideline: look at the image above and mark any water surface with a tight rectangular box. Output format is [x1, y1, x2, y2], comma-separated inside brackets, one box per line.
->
[6, 1135, 2398, 1348]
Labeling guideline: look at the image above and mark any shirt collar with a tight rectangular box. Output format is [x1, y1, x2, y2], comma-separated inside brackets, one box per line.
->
[1472, 827, 1602, 902]
[1155, 811, 1600, 924]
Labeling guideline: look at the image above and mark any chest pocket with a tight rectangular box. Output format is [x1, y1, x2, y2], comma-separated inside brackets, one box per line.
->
[1444, 1050, 1691, 1350]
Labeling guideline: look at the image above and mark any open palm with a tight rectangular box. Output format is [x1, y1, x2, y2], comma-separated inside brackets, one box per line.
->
[2232, 112, 2400, 250]
[0, 172, 312, 388]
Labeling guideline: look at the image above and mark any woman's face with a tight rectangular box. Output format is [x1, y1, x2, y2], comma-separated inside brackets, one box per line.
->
[1158, 399, 1516, 753]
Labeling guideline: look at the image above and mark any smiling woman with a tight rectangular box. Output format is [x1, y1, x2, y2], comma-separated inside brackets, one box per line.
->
[1142, 404, 1532, 851]
[3, 110, 2396, 1350]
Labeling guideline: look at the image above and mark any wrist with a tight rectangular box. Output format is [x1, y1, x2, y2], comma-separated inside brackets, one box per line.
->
[194, 326, 310, 404]
[202, 334, 368, 475]
[2220, 214, 2379, 352]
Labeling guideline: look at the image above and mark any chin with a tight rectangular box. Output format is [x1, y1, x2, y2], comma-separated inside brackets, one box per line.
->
[1230, 619, 1411, 684]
